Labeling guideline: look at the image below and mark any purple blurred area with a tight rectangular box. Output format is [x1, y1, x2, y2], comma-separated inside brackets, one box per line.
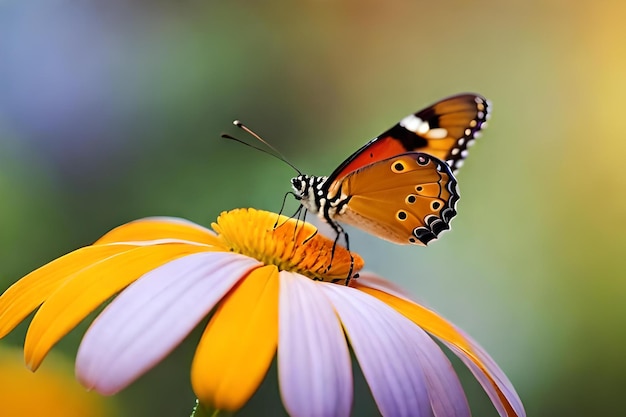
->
[1, 3, 144, 172]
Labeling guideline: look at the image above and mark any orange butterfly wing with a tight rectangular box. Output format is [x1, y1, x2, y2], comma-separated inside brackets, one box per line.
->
[327, 152, 459, 245]
[327, 93, 489, 183]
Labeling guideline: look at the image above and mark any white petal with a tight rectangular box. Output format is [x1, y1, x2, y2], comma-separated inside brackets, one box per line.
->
[278, 272, 352, 417]
[76, 252, 260, 394]
[321, 284, 433, 417]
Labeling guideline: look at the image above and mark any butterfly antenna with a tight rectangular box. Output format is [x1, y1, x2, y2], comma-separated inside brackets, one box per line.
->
[222, 120, 302, 175]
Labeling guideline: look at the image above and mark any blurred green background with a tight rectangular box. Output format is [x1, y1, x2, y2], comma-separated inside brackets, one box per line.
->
[1, 0, 625, 416]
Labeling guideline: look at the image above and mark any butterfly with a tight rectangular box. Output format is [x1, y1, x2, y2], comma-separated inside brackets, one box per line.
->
[290, 93, 490, 246]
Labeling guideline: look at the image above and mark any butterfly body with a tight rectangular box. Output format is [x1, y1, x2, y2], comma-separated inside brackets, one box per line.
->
[291, 93, 490, 246]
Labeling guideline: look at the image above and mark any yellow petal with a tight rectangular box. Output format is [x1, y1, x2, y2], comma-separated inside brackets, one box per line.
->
[0, 347, 114, 417]
[191, 265, 279, 411]
[0, 245, 136, 338]
[95, 217, 223, 246]
[357, 284, 518, 417]
[24, 244, 215, 371]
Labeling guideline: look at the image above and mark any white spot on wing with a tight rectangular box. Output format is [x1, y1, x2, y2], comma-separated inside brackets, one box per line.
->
[485, 100, 493, 119]
[424, 128, 448, 139]
[416, 121, 430, 135]
[399, 114, 424, 133]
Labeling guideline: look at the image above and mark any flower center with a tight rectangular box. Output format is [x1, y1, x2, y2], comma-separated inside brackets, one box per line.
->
[212, 208, 364, 284]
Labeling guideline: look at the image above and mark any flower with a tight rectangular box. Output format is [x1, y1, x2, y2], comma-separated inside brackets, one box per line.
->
[0, 208, 525, 417]
[0, 346, 116, 416]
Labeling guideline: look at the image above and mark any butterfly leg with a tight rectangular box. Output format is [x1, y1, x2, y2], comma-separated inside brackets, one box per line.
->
[273, 202, 314, 245]
[274, 191, 300, 229]
[274, 192, 306, 229]
[326, 220, 355, 286]
[297, 208, 320, 246]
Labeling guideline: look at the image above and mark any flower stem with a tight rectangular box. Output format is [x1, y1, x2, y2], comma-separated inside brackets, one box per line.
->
[190, 399, 232, 417]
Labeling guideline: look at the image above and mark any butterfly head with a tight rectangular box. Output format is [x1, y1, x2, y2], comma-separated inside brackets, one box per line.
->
[291, 174, 329, 214]
[290, 175, 309, 198]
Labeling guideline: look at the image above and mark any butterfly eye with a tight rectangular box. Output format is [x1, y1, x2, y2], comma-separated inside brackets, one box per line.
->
[406, 195, 417, 204]
[396, 210, 408, 221]
[391, 160, 407, 173]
